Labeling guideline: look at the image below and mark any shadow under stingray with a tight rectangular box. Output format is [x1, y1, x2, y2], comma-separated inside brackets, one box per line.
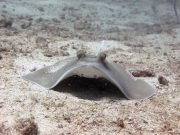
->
[53, 75, 127, 101]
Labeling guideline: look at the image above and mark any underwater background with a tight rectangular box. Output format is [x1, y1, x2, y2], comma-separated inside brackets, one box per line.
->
[0, 0, 179, 134]
[0, 0, 180, 41]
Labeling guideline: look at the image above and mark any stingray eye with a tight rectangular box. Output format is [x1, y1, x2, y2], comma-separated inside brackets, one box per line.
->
[77, 50, 86, 59]
[98, 52, 107, 61]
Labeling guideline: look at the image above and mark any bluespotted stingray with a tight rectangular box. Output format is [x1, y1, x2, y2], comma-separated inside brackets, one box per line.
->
[23, 51, 156, 100]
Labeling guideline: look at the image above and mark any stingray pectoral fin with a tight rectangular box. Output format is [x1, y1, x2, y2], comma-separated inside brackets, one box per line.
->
[22, 58, 77, 89]
[130, 79, 156, 99]
[22, 55, 156, 100]
[105, 61, 156, 100]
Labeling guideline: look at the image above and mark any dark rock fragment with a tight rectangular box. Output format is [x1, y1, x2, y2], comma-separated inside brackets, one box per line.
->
[131, 70, 155, 77]
[158, 75, 169, 85]
[0, 18, 13, 28]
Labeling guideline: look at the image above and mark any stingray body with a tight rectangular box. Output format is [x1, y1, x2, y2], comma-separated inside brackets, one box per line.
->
[23, 52, 156, 100]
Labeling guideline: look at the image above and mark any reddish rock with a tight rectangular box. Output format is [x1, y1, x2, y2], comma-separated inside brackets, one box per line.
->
[158, 75, 169, 85]
[131, 70, 155, 77]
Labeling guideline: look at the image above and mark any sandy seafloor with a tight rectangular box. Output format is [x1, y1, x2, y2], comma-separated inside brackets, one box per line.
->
[0, 0, 180, 134]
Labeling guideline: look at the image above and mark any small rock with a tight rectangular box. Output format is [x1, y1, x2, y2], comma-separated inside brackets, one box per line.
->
[63, 114, 71, 123]
[36, 37, 48, 47]
[143, 120, 148, 124]
[21, 21, 32, 29]
[116, 118, 125, 128]
[163, 52, 168, 56]
[158, 75, 169, 85]
[60, 51, 69, 56]
[0, 47, 8, 52]
[44, 53, 53, 57]
[0, 55, 2, 60]
[36, 37, 46, 43]
[14, 118, 38, 135]
[57, 124, 63, 128]
[131, 70, 155, 77]
[72, 45, 77, 49]
[0, 18, 13, 28]
[134, 102, 138, 106]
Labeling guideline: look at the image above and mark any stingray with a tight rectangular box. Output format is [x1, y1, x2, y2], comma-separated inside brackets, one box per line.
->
[22, 51, 156, 100]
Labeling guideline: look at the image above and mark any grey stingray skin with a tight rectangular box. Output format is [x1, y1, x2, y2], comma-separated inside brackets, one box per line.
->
[22, 52, 156, 100]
